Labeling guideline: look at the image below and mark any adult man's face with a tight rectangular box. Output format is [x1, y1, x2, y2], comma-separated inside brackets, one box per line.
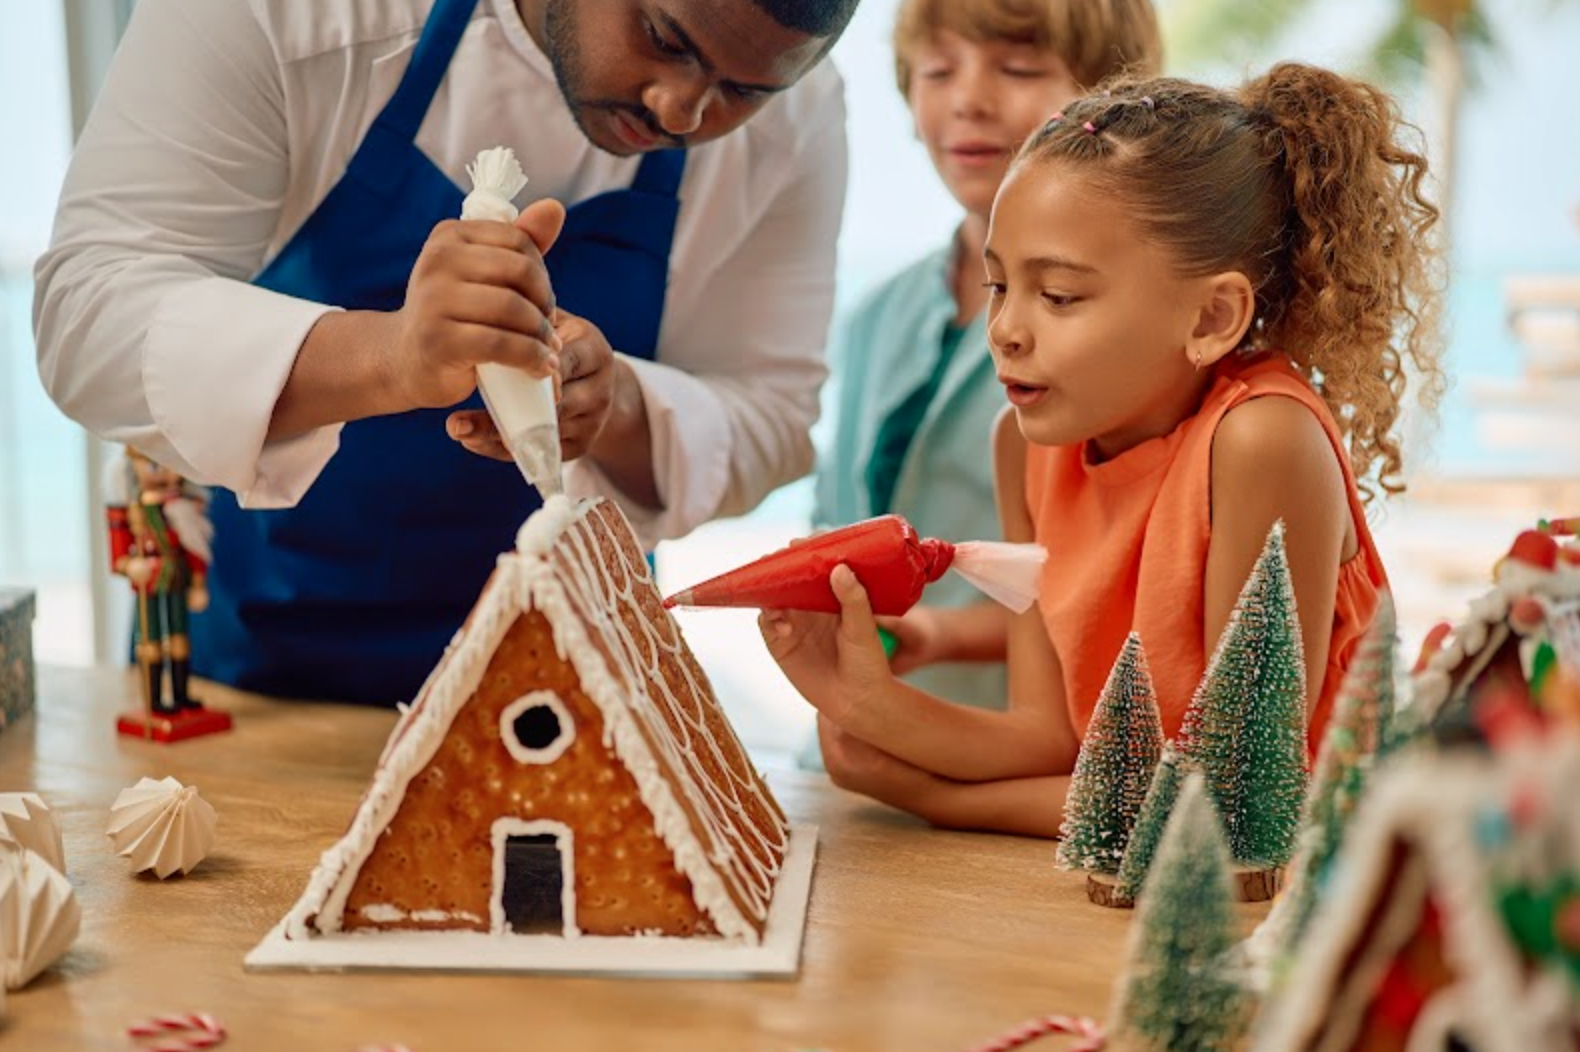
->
[537, 0, 830, 154]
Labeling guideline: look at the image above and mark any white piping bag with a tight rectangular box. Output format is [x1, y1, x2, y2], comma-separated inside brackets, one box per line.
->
[461, 147, 563, 498]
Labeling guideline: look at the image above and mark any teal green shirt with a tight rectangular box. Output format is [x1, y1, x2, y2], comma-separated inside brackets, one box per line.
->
[813, 242, 1010, 719]
[866, 321, 968, 516]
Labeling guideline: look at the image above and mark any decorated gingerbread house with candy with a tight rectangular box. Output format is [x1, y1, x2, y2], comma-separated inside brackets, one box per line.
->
[1252, 737, 1580, 1052]
[1252, 524, 1580, 1051]
[1412, 527, 1580, 743]
[248, 497, 815, 976]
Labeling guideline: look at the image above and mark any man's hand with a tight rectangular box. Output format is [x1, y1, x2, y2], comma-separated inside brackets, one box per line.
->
[267, 200, 569, 441]
[385, 199, 567, 411]
[446, 308, 617, 463]
[552, 310, 618, 459]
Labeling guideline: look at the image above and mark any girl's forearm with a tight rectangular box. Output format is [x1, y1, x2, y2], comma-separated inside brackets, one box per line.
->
[934, 601, 1010, 663]
[839, 677, 1068, 782]
[898, 771, 1071, 837]
[819, 721, 1070, 837]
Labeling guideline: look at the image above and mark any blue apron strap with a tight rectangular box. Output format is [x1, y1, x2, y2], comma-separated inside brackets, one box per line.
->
[378, 0, 482, 140]
[346, 0, 479, 198]
[631, 149, 686, 197]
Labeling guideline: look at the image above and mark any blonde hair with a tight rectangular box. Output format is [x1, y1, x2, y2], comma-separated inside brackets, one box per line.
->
[1015, 64, 1447, 501]
[893, 0, 1162, 96]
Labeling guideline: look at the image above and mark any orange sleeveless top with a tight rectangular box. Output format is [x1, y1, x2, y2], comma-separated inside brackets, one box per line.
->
[1024, 353, 1387, 751]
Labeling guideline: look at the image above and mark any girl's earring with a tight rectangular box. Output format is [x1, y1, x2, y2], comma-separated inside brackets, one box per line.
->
[1192, 348, 1204, 371]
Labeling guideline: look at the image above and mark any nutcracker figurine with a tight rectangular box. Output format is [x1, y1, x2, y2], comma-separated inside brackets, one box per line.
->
[106, 447, 233, 742]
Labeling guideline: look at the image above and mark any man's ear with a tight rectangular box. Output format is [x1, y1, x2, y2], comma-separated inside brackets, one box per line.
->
[1183, 271, 1256, 370]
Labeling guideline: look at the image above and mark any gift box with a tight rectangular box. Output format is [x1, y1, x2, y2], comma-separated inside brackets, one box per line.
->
[0, 588, 37, 732]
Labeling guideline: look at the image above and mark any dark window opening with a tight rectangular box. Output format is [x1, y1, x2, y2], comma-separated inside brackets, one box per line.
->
[512, 703, 564, 752]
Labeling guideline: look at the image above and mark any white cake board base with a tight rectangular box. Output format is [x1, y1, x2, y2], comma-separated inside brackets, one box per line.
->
[244, 825, 817, 980]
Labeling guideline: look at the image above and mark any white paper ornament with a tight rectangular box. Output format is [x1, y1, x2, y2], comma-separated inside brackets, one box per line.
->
[0, 841, 81, 989]
[106, 777, 217, 879]
[0, 793, 66, 876]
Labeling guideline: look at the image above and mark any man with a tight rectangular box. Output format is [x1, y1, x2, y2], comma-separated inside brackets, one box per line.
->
[35, 0, 855, 702]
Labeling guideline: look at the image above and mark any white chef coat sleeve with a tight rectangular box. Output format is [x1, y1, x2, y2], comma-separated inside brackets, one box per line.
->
[565, 74, 849, 548]
[32, 0, 342, 509]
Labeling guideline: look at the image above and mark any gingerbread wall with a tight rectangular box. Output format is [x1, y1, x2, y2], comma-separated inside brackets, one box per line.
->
[344, 611, 714, 937]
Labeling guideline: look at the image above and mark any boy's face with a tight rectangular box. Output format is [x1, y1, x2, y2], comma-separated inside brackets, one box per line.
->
[906, 31, 1081, 221]
[984, 164, 1212, 460]
[536, 0, 829, 155]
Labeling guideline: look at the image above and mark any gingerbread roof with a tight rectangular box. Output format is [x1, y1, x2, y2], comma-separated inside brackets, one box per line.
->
[281, 497, 789, 945]
[1253, 738, 1580, 1052]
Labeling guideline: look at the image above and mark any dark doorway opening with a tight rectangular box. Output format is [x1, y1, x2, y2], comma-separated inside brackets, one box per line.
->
[501, 833, 565, 934]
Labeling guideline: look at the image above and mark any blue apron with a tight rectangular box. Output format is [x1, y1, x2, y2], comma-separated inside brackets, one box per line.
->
[192, 0, 686, 704]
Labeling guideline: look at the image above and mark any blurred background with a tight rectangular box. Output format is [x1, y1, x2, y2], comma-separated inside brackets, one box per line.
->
[3, 0, 1577, 759]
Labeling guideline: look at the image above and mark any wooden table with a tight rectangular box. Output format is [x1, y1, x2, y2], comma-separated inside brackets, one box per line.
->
[2, 666, 1145, 1052]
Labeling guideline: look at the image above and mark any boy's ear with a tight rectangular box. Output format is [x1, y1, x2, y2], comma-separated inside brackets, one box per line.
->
[1184, 271, 1256, 370]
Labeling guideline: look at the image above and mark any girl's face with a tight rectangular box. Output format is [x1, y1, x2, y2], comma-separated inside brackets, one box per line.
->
[907, 31, 1081, 221]
[984, 162, 1213, 460]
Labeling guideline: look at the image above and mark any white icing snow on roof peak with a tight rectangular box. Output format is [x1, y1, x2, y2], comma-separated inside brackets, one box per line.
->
[516, 495, 582, 557]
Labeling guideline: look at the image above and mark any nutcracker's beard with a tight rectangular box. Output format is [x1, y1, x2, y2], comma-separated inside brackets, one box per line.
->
[164, 498, 213, 565]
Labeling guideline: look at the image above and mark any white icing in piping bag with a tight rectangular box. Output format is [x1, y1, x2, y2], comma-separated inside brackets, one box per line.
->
[462, 147, 564, 498]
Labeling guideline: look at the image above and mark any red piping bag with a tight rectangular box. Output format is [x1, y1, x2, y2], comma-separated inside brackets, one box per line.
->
[663, 515, 1045, 617]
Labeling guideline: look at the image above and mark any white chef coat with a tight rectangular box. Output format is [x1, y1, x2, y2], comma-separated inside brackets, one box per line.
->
[33, 0, 847, 547]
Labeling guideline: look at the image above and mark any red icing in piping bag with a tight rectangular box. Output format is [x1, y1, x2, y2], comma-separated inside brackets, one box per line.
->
[663, 515, 1044, 617]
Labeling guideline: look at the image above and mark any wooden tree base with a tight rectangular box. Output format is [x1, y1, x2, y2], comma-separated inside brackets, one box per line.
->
[1088, 867, 1283, 908]
[1233, 865, 1284, 903]
[1085, 872, 1135, 910]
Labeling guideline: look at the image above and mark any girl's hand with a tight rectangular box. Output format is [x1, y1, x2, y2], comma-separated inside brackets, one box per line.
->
[876, 605, 946, 675]
[818, 718, 945, 818]
[387, 199, 567, 412]
[758, 564, 894, 726]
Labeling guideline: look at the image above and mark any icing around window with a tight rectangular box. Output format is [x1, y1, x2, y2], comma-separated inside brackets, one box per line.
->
[501, 691, 575, 765]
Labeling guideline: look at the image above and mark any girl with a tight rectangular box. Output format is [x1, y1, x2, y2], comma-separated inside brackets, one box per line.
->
[764, 63, 1445, 836]
[814, 0, 1160, 721]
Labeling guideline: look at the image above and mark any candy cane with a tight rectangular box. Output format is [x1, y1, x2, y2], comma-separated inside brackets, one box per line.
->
[125, 1012, 227, 1052]
[961, 1014, 1105, 1052]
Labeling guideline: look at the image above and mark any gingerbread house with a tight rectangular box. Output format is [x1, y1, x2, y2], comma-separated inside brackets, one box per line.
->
[1413, 529, 1580, 743]
[1251, 738, 1580, 1052]
[247, 497, 816, 976]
